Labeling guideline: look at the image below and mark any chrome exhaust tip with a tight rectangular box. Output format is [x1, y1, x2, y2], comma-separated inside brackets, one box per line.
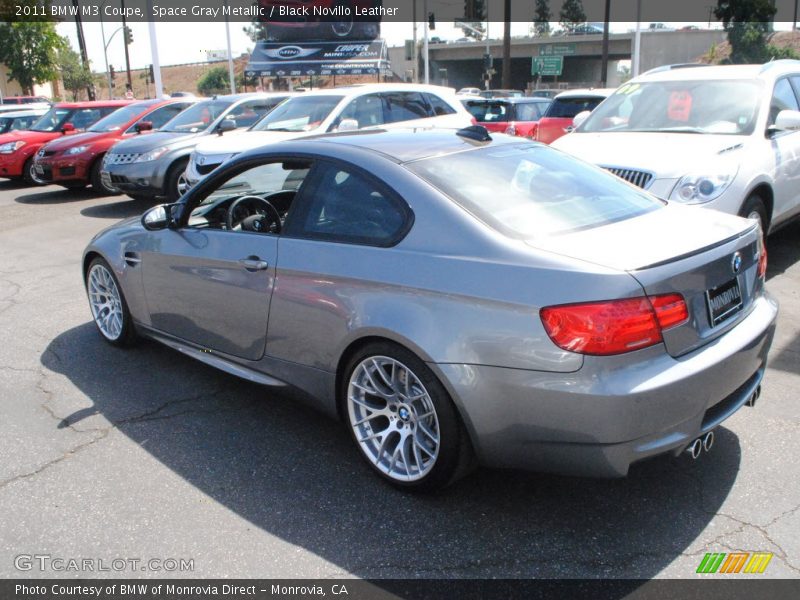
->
[686, 438, 703, 460]
[703, 431, 714, 452]
[746, 385, 761, 407]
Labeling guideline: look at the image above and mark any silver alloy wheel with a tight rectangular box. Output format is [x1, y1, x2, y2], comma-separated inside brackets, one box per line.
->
[29, 160, 45, 184]
[176, 172, 189, 197]
[347, 356, 440, 482]
[87, 264, 124, 341]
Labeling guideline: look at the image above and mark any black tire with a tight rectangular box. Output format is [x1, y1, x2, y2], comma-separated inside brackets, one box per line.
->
[85, 256, 137, 347]
[739, 193, 769, 236]
[90, 157, 120, 195]
[341, 341, 471, 491]
[22, 157, 42, 186]
[164, 157, 189, 202]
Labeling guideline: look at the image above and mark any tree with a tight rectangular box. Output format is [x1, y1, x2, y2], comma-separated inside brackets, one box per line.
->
[243, 19, 267, 43]
[198, 67, 231, 96]
[559, 0, 586, 31]
[714, 0, 776, 63]
[60, 43, 94, 101]
[0, 20, 65, 95]
[534, 0, 551, 35]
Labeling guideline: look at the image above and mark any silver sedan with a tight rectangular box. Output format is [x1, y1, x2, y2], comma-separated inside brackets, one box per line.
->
[82, 127, 777, 490]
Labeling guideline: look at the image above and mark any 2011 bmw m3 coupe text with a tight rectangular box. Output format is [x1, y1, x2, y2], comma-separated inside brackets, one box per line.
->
[82, 127, 777, 490]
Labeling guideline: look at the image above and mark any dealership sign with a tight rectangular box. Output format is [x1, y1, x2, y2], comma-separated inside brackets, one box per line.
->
[246, 39, 390, 77]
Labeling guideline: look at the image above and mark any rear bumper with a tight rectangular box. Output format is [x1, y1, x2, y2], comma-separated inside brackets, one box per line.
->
[435, 293, 778, 477]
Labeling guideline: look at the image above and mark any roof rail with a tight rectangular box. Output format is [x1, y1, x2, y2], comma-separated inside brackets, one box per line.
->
[641, 63, 708, 76]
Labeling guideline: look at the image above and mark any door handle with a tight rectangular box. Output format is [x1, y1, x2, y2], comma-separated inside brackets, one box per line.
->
[238, 257, 269, 272]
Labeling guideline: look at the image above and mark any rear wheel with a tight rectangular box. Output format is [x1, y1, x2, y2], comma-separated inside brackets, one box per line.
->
[739, 193, 769, 236]
[90, 157, 120, 195]
[342, 341, 468, 490]
[85, 257, 137, 346]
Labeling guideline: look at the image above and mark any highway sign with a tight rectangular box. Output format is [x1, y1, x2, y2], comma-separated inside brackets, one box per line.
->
[539, 43, 577, 56]
[532, 56, 563, 76]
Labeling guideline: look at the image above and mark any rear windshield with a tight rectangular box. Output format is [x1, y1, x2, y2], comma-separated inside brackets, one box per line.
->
[545, 96, 605, 119]
[407, 144, 662, 238]
[463, 100, 513, 122]
[251, 95, 343, 132]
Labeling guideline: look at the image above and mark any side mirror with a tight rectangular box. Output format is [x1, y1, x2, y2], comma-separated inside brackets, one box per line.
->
[572, 110, 591, 130]
[217, 118, 237, 135]
[771, 109, 800, 133]
[142, 204, 174, 230]
[61, 122, 75, 134]
[336, 118, 359, 132]
[135, 120, 153, 133]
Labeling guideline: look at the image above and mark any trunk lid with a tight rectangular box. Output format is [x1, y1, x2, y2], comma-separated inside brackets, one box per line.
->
[527, 203, 762, 356]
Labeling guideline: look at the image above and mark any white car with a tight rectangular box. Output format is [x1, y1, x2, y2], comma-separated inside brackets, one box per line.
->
[185, 84, 473, 185]
[552, 61, 800, 235]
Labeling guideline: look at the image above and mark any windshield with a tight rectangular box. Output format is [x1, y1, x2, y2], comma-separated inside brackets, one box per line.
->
[89, 105, 144, 132]
[251, 95, 343, 132]
[581, 80, 762, 135]
[407, 144, 662, 239]
[161, 99, 232, 133]
[30, 108, 72, 132]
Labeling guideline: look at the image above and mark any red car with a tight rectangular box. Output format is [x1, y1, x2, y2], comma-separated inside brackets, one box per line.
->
[535, 88, 614, 144]
[33, 98, 195, 193]
[259, 0, 381, 40]
[0, 100, 130, 184]
[461, 97, 551, 138]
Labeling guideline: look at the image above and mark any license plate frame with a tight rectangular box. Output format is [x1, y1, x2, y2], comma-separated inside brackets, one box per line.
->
[34, 164, 44, 175]
[706, 276, 743, 327]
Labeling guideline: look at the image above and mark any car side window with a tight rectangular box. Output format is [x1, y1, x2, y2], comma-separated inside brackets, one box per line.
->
[141, 104, 188, 131]
[383, 92, 430, 123]
[186, 160, 312, 233]
[424, 93, 456, 116]
[67, 108, 103, 130]
[291, 163, 410, 246]
[769, 78, 800, 127]
[334, 93, 384, 129]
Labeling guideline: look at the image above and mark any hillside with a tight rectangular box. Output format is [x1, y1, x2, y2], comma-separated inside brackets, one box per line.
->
[699, 30, 800, 64]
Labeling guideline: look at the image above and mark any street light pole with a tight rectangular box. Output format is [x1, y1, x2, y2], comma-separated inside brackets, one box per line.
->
[423, 0, 429, 84]
[100, 0, 113, 99]
[224, 0, 236, 94]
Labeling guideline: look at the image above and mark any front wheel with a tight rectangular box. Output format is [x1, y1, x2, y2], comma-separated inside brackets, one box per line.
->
[85, 257, 137, 346]
[739, 194, 769, 237]
[342, 342, 468, 490]
[22, 157, 43, 186]
[165, 158, 190, 202]
[90, 158, 120, 195]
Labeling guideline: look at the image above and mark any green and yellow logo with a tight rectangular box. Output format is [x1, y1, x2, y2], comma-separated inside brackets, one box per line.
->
[697, 552, 773, 574]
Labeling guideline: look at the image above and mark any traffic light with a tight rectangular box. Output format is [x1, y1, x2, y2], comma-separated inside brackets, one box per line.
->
[428, 12, 435, 30]
[148, 64, 154, 84]
[124, 26, 133, 45]
[483, 53, 493, 71]
[109, 65, 116, 87]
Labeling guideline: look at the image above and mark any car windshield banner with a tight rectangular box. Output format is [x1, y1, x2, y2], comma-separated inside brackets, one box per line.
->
[246, 39, 390, 77]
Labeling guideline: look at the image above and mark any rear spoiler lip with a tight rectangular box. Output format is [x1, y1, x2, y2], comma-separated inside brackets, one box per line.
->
[629, 221, 759, 271]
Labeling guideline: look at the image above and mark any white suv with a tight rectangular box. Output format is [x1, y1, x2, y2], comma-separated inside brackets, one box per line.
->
[185, 84, 472, 186]
[552, 61, 800, 235]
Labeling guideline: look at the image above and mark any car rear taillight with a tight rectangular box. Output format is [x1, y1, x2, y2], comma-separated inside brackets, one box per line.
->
[470, 117, 478, 125]
[540, 294, 688, 356]
[757, 245, 767, 279]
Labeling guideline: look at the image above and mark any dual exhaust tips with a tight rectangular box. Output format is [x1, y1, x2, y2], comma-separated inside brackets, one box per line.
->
[686, 431, 715, 460]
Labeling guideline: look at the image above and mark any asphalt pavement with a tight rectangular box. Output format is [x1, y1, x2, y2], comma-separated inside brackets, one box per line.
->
[0, 180, 798, 580]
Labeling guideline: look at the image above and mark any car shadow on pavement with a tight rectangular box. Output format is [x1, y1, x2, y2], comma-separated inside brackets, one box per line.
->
[0, 179, 34, 191]
[15, 187, 99, 205]
[766, 220, 800, 281]
[80, 196, 156, 220]
[41, 322, 742, 582]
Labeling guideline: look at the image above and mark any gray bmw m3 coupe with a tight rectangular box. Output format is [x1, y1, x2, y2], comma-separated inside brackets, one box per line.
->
[82, 127, 777, 490]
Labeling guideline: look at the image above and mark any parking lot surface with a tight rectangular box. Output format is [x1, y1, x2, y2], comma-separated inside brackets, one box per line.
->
[0, 181, 799, 579]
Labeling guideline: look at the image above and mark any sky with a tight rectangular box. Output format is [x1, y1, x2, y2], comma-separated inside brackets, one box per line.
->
[58, 20, 799, 75]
